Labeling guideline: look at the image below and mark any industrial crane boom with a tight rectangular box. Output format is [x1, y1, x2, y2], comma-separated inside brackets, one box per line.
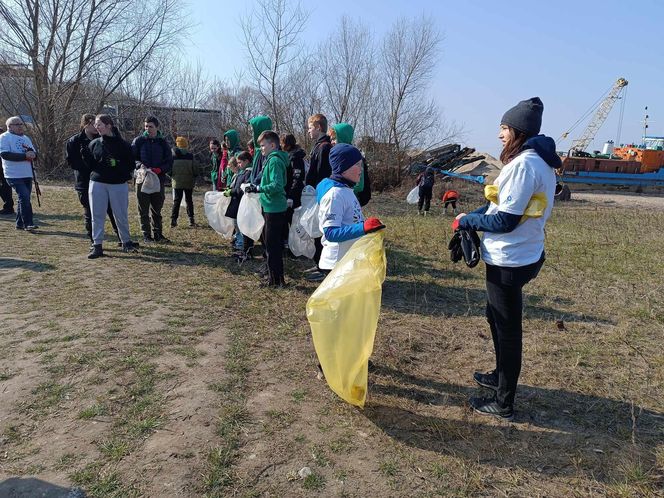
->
[566, 77, 628, 153]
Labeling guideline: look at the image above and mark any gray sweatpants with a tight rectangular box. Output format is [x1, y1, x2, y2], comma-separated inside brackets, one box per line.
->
[89, 181, 131, 245]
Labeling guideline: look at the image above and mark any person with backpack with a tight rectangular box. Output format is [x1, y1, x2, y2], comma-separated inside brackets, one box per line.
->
[453, 97, 559, 420]
[170, 136, 197, 228]
[416, 167, 435, 215]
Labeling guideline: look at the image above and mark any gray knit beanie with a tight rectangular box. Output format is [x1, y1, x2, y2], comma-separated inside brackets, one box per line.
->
[501, 97, 543, 137]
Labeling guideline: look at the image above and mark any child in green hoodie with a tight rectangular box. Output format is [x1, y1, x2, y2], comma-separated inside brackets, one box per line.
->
[245, 130, 289, 287]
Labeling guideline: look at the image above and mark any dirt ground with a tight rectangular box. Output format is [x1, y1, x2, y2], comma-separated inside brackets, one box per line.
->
[0, 184, 662, 497]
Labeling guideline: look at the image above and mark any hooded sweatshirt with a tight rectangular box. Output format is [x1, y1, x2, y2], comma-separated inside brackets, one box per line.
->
[84, 128, 134, 184]
[459, 135, 559, 267]
[331, 122, 371, 204]
[248, 115, 273, 185]
[219, 129, 243, 188]
[259, 149, 289, 213]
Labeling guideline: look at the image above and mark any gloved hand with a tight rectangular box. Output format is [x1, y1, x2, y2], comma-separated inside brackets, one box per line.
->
[363, 217, 385, 234]
[151, 167, 162, 175]
[245, 184, 259, 193]
[223, 188, 232, 197]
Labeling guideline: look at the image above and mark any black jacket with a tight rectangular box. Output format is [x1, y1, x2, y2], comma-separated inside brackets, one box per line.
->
[356, 159, 372, 207]
[131, 132, 173, 181]
[305, 135, 332, 187]
[66, 130, 99, 190]
[83, 129, 134, 184]
[287, 147, 306, 208]
[225, 167, 252, 219]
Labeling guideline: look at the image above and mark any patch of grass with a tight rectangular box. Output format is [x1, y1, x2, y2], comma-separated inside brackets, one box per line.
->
[98, 438, 131, 462]
[3, 425, 24, 444]
[290, 389, 307, 403]
[311, 444, 330, 467]
[78, 403, 109, 419]
[0, 369, 17, 381]
[22, 380, 70, 415]
[379, 459, 399, 477]
[171, 345, 206, 359]
[302, 472, 326, 491]
[54, 453, 81, 470]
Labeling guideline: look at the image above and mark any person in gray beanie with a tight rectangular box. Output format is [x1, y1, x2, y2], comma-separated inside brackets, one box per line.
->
[452, 97, 561, 420]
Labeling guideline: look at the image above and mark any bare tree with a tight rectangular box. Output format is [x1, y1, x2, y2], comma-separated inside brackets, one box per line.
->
[319, 16, 374, 126]
[240, 0, 309, 132]
[382, 16, 446, 177]
[0, 0, 188, 173]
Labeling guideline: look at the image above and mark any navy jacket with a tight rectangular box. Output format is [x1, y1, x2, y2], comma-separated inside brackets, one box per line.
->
[131, 132, 173, 181]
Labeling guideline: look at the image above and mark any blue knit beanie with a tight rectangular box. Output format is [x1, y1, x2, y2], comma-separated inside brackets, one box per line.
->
[501, 97, 543, 137]
[330, 143, 363, 175]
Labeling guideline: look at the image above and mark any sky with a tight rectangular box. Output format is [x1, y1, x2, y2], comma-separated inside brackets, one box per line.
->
[183, 0, 664, 157]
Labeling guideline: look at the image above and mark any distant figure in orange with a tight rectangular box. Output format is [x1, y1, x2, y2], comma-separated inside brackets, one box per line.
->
[441, 189, 459, 215]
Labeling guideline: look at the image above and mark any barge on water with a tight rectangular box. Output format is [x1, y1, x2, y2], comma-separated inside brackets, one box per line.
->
[561, 136, 664, 187]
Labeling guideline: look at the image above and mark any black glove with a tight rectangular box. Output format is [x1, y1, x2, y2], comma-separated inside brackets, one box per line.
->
[245, 184, 259, 193]
[448, 231, 463, 263]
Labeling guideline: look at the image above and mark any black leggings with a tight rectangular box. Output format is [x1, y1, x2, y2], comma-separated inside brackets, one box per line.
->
[485, 253, 544, 407]
[418, 186, 432, 211]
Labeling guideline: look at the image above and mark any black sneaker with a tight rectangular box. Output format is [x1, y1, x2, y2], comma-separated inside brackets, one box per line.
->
[469, 395, 513, 420]
[15, 225, 25, 230]
[122, 241, 140, 253]
[171, 219, 177, 228]
[0, 208, 15, 215]
[87, 244, 104, 259]
[474, 370, 498, 390]
[305, 271, 326, 282]
[253, 262, 268, 277]
[143, 234, 154, 244]
[24, 225, 38, 231]
[153, 233, 171, 243]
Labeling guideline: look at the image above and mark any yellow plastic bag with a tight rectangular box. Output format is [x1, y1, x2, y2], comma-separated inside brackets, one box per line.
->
[484, 185, 547, 221]
[306, 232, 387, 408]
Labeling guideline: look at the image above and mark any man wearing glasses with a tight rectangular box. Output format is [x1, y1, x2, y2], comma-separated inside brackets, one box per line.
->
[0, 117, 38, 230]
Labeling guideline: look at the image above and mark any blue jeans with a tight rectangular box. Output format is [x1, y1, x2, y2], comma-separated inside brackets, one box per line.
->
[6, 177, 33, 228]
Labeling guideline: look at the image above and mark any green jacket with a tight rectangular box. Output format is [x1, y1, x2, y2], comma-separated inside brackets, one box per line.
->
[224, 129, 241, 151]
[259, 149, 289, 213]
[332, 122, 365, 194]
[171, 148, 196, 189]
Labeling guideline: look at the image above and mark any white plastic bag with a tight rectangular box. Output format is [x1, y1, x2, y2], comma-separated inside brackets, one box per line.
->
[237, 192, 264, 241]
[406, 186, 419, 204]
[140, 167, 161, 194]
[204, 191, 234, 238]
[288, 207, 315, 258]
[300, 186, 322, 238]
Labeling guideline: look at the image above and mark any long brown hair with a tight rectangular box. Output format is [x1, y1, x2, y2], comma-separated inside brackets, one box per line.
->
[95, 114, 114, 126]
[80, 113, 95, 129]
[500, 127, 528, 165]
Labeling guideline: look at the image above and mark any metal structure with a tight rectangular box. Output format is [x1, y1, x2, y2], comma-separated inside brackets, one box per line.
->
[563, 77, 628, 153]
